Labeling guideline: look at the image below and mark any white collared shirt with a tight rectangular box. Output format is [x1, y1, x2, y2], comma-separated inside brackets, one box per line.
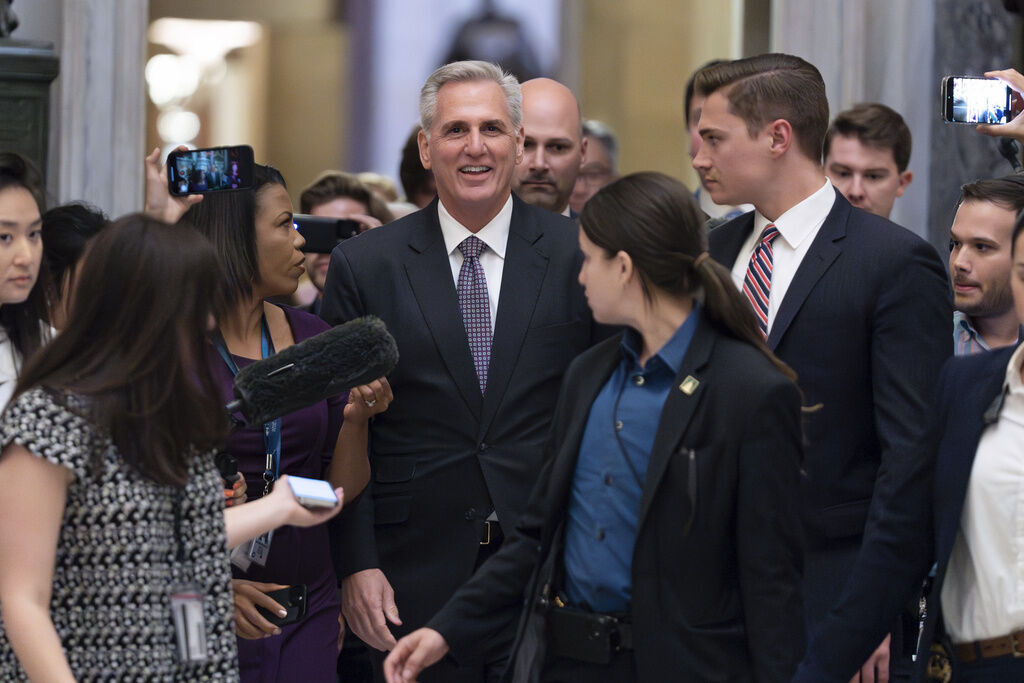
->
[729, 179, 836, 333]
[941, 342, 1024, 643]
[438, 195, 513, 328]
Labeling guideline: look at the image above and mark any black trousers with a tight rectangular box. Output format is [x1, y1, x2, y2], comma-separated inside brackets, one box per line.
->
[368, 528, 510, 683]
[541, 650, 637, 683]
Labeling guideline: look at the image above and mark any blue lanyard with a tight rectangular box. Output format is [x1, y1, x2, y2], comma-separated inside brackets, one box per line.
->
[214, 315, 282, 493]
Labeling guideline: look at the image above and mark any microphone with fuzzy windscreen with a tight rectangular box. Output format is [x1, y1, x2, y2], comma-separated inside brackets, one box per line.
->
[226, 316, 398, 426]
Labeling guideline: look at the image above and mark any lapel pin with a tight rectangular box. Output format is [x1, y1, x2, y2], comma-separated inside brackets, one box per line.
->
[679, 375, 699, 395]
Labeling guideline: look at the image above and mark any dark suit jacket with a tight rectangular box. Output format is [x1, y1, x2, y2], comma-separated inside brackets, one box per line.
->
[429, 315, 806, 683]
[320, 195, 596, 637]
[795, 347, 1014, 681]
[710, 190, 950, 624]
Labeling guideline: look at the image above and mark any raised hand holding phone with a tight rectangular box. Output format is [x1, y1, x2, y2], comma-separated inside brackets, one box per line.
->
[977, 68, 1024, 142]
[144, 146, 202, 223]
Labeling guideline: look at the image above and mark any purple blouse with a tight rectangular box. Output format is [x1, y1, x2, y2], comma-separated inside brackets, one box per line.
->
[207, 305, 345, 682]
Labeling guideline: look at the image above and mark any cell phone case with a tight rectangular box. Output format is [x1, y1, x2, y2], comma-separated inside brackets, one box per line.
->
[255, 584, 308, 627]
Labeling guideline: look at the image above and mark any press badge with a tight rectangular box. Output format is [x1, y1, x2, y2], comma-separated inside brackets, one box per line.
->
[247, 529, 273, 567]
[171, 585, 208, 663]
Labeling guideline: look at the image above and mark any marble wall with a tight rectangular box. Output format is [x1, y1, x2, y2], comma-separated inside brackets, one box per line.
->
[930, 0, 1020, 252]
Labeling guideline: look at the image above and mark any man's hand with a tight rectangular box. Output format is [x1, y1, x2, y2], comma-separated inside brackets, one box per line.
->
[349, 213, 384, 232]
[384, 628, 449, 683]
[144, 146, 202, 224]
[232, 579, 288, 639]
[978, 69, 1024, 142]
[850, 634, 890, 683]
[341, 568, 402, 651]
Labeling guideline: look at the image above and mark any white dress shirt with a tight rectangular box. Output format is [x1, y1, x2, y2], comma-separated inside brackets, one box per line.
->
[0, 328, 20, 412]
[438, 195, 513, 328]
[729, 180, 836, 333]
[942, 342, 1024, 643]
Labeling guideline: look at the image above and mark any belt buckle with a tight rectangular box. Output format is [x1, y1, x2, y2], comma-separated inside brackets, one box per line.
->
[1013, 632, 1024, 658]
[480, 520, 491, 545]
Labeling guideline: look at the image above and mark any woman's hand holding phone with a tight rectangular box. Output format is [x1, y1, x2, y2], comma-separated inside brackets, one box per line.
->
[144, 147, 202, 224]
[978, 69, 1024, 142]
[232, 579, 288, 639]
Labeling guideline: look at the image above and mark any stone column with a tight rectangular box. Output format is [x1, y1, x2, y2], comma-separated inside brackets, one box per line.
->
[58, 0, 147, 216]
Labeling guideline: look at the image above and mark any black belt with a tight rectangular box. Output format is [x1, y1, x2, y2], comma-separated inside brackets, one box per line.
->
[546, 603, 633, 664]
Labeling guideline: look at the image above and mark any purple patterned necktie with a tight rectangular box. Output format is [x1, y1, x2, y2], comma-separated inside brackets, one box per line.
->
[457, 236, 492, 393]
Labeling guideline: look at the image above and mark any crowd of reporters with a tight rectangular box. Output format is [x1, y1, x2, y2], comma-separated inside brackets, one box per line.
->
[1, 53, 1024, 683]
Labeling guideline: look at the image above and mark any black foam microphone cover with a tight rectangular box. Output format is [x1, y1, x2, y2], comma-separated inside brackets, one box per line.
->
[228, 316, 398, 426]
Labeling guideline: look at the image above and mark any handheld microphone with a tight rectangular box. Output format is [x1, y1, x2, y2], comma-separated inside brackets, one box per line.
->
[226, 316, 398, 426]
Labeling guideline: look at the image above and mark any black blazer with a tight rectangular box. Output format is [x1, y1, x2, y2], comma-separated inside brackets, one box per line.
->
[795, 348, 1013, 681]
[709, 190, 950, 615]
[429, 315, 806, 682]
[320, 195, 597, 633]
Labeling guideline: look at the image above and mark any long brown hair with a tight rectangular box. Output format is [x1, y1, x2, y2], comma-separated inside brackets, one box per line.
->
[580, 171, 796, 382]
[14, 214, 228, 485]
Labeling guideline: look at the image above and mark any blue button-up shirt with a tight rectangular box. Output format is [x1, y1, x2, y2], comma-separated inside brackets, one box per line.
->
[563, 308, 700, 613]
[954, 310, 1024, 356]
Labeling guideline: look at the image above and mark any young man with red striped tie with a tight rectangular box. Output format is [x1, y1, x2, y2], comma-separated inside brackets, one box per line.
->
[695, 53, 951, 683]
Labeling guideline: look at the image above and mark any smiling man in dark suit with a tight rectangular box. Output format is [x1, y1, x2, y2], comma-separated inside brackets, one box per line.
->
[694, 53, 951, 682]
[320, 60, 595, 682]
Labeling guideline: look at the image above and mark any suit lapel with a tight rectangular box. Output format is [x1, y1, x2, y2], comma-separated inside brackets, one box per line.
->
[636, 315, 713, 529]
[708, 211, 754, 267]
[766, 190, 846, 350]
[478, 197, 549, 435]
[403, 204, 484, 419]
[543, 339, 622, 544]
[935, 353, 1011, 557]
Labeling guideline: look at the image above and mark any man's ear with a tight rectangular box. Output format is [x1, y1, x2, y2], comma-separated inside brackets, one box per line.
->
[418, 129, 432, 170]
[514, 125, 525, 165]
[578, 136, 589, 166]
[765, 118, 794, 158]
[896, 169, 914, 197]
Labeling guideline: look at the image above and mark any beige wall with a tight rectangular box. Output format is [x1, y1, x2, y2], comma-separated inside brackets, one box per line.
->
[264, 23, 349, 203]
[576, 0, 743, 191]
[147, 0, 348, 207]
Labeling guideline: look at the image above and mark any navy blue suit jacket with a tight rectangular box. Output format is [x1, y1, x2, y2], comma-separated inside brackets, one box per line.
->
[709, 190, 951, 641]
[796, 347, 1013, 681]
[320, 195, 597, 638]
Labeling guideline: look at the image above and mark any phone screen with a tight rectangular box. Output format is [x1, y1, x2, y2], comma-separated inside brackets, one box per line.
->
[287, 475, 339, 508]
[167, 145, 254, 196]
[945, 77, 1013, 124]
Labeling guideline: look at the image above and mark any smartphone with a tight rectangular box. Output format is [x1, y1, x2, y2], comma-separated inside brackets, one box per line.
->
[286, 475, 340, 509]
[167, 144, 254, 196]
[255, 584, 308, 627]
[293, 215, 362, 254]
[942, 76, 1014, 124]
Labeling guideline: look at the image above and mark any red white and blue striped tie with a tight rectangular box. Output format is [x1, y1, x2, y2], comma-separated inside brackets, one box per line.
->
[742, 224, 780, 338]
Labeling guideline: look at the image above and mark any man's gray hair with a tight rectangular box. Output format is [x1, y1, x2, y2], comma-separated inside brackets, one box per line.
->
[419, 60, 522, 136]
[582, 118, 619, 169]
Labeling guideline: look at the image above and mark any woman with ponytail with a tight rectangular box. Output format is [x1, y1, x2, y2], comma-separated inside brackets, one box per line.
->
[384, 172, 805, 683]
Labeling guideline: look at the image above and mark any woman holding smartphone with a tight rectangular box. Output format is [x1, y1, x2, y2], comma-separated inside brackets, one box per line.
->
[385, 172, 805, 682]
[182, 163, 390, 682]
[0, 215, 345, 681]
